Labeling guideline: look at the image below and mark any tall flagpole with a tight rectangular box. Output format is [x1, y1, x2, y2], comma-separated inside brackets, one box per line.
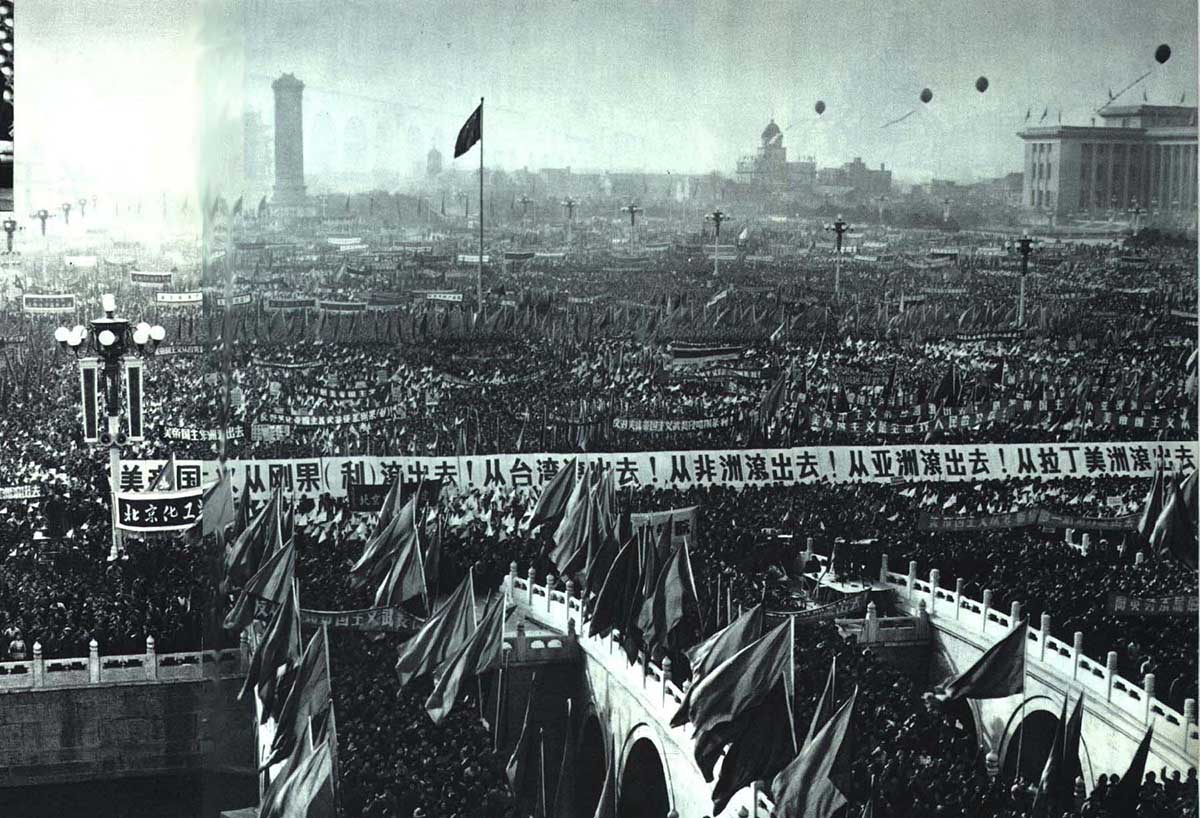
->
[478, 97, 484, 309]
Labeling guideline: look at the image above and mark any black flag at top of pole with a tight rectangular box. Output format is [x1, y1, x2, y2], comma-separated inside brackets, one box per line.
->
[454, 104, 482, 158]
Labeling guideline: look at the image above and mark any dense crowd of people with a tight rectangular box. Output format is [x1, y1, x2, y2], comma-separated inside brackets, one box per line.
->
[0, 221, 1195, 818]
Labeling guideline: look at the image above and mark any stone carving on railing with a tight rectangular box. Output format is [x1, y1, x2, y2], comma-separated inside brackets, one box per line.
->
[0, 636, 245, 691]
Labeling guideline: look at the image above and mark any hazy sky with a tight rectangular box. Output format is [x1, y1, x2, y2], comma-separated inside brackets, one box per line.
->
[17, 0, 1199, 199]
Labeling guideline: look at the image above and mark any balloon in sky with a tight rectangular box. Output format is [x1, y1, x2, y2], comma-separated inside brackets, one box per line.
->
[1155, 44, 1171, 64]
[920, 88, 933, 104]
[815, 100, 826, 115]
[975, 76, 989, 93]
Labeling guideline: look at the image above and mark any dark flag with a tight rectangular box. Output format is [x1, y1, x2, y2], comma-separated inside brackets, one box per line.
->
[506, 674, 545, 817]
[260, 740, 333, 818]
[261, 627, 331, 769]
[200, 471, 235, 538]
[240, 582, 301, 717]
[684, 619, 795, 779]
[1107, 725, 1153, 815]
[934, 621, 1026, 703]
[1033, 692, 1084, 816]
[589, 734, 616, 818]
[527, 458, 576, 531]
[710, 674, 797, 815]
[770, 687, 857, 818]
[588, 540, 641, 639]
[425, 596, 506, 724]
[550, 698, 579, 818]
[804, 656, 838, 748]
[1149, 480, 1197, 569]
[223, 491, 282, 593]
[1136, 466, 1165, 544]
[223, 538, 295, 633]
[636, 538, 704, 654]
[395, 571, 476, 689]
[454, 103, 483, 158]
[671, 603, 766, 727]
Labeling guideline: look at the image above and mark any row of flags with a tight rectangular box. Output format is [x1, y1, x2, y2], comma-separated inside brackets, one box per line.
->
[1136, 466, 1198, 569]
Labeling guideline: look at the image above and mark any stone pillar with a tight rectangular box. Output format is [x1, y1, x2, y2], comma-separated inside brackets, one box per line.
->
[527, 567, 537, 605]
[1072, 632, 1084, 679]
[954, 578, 964, 620]
[661, 657, 672, 706]
[1009, 601, 1021, 624]
[1080, 532, 1090, 556]
[271, 73, 306, 207]
[145, 636, 157, 681]
[565, 579, 575, 631]
[508, 561, 518, 598]
[907, 560, 917, 603]
[515, 622, 528, 663]
[31, 641, 43, 688]
[1144, 674, 1155, 723]
[545, 574, 555, 614]
[981, 590, 993, 635]
[865, 601, 878, 641]
[1106, 651, 1119, 701]
[1039, 614, 1051, 661]
[88, 639, 100, 683]
[879, 553, 889, 584]
[929, 570, 940, 617]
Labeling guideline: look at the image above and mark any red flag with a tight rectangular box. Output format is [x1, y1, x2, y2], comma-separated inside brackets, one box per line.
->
[395, 571, 476, 689]
[424, 596, 506, 724]
[454, 103, 482, 158]
[934, 621, 1026, 703]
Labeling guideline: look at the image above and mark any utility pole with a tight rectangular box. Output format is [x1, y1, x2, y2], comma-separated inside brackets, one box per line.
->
[620, 202, 643, 253]
[1016, 232, 1034, 328]
[562, 197, 577, 245]
[824, 214, 849, 298]
[705, 209, 729, 279]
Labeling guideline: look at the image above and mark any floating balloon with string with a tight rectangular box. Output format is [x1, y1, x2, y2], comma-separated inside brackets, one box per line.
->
[975, 76, 989, 93]
[815, 100, 826, 115]
[920, 88, 933, 104]
[1155, 44, 1171, 64]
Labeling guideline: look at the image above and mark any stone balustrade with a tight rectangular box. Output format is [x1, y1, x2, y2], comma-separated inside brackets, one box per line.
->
[797, 546, 1199, 763]
[0, 636, 244, 692]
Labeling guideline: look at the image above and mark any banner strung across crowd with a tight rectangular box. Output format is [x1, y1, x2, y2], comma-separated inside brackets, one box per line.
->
[612, 416, 735, 433]
[629, 505, 699, 547]
[918, 508, 1139, 532]
[163, 425, 245, 442]
[122, 439, 1198, 500]
[0, 485, 41, 501]
[114, 486, 205, 532]
[22, 293, 76, 314]
[255, 404, 403, 428]
[1106, 593, 1199, 617]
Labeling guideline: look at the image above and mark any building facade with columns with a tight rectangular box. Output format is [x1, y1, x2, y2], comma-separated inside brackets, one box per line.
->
[1019, 105, 1197, 224]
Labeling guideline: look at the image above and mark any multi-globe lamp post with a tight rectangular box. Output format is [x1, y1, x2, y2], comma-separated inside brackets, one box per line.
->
[1016, 233, 1035, 328]
[824, 214, 850, 298]
[55, 294, 166, 560]
[705, 209, 730, 279]
[2, 217, 16, 253]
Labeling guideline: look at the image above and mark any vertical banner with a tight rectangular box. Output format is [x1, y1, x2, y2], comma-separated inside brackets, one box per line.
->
[125, 357, 144, 442]
[0, 1, 10, 212]
[80, 357, 99, 443]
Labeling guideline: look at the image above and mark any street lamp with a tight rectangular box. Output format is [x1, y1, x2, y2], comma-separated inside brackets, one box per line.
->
[56, 294, 166, 560]
[1128, 198, 1145, 236]
[705, 209, 730, 279]
[78, 198, 89, 219]
[1016, 233, 1034, 328]
[562, 197, 577, 245]
[824, 214, 849, 298]
[31, 209, 52, 236]
[620, 202, 643, 252]
[61, 201, 72, 226]
[2, 217, 16, 253]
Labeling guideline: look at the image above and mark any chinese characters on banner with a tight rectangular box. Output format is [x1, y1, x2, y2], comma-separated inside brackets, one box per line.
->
[1107, 593, 1199, 617]
[120, 440, 1199, 503]
[629, 506, 699, 546]
[114, 487, 205, 532]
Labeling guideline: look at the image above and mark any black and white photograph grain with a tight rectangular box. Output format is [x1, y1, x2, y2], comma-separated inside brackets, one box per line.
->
[0, 1, 1197, 817]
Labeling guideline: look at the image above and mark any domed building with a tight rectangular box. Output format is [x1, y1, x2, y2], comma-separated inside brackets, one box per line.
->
[736, 118, 815, 192]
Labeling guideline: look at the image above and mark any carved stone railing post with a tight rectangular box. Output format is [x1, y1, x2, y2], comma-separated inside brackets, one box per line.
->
[928, 570, 940, 617]
[145, 636, 157, 681]
[88, 639, 100, 683]
[865, 601, 879, 642]
[661, 657, 672, 707]
[1144, 674, 1156, 724]
[508, 561, 518, 603]
[1009, 601, 1021, 624]
[1080, 532, 1091, 556]
[527, 567, 537, 605]
[1039, 614, 1051, 661]
[31, 641, 43, 688]
[1105, 651, 1118, 702]
[980, 590, 993, 635]
[954, 578, 964, 620]
[565, 579, 575, 631]
[1186, 698, 1197, 726]
[545, 574, 556, 614]
[879, 553, 889, 585]
[906, 561, 917, 603]
[1072, 632, 1083, 679]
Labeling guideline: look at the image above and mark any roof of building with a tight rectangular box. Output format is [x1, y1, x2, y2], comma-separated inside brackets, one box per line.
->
[761, 119, 782, 143]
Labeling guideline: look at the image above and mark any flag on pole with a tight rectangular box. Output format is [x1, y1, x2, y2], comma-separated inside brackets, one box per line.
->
[933, 621, 1026, 702]
[424, 596, 506, 724]
[770, 687, 858, 818]
[395, 571, 477, 689]
[455, 103, 483, 158]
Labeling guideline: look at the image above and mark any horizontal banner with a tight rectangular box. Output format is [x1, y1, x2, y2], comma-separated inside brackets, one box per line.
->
[252, 357, 321, 371]
[156, 291, 203, 306]
[299, 605, 424, 633]
[23, 293, 76, 314]
[131, 271, 173, 287]
[0, 485, 41, 501]
[215, 293, 255, 308]
[612, 416, 735, 433]
[114, 486, 205, 532]
[668, 343, 745, 365]
[319, 300, 367, 313]
[163, 426, 244, 442]
[256, 404, 402, 428]
[769, 590, 871, 624]
[952, 330, 1027, 342]
[918, 509, 1138, 533]
[630, 505, 699, 548]
[309, 384, 384, 401]
[1107, 593, 1198, 617]
[265, 297, 318, 311]
[156, 344, 210, 357]
[122, 440, 1198, 501]
[427, 291, 464, 303]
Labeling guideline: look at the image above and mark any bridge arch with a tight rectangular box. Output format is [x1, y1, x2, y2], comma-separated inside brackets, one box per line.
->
[999, 696, 1095, 788]
[575, 711, 608, 818]
[618, 724, 673, 818]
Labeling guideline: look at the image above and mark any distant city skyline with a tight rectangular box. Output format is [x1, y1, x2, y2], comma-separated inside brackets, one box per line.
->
[15, 0, 1198, 201]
